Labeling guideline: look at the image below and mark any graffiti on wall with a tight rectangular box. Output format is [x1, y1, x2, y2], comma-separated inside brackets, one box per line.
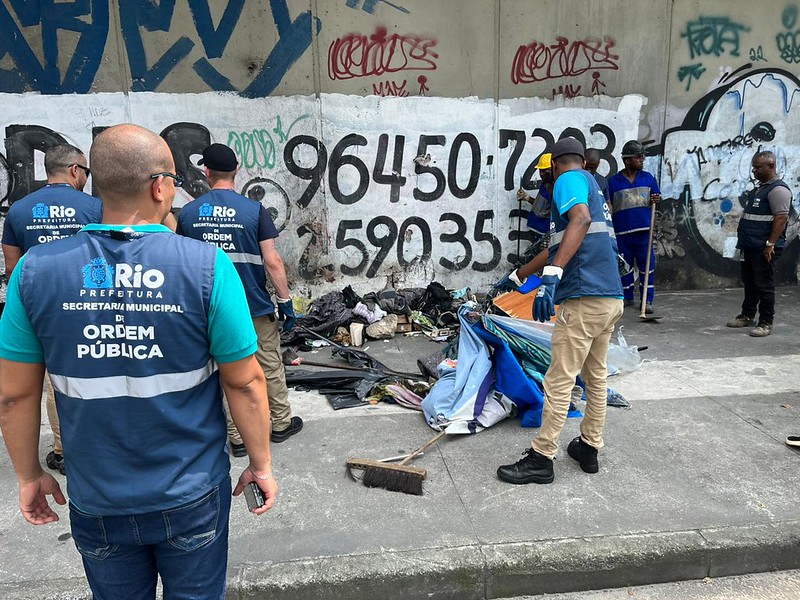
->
[328, 26, 438, 98]
[0, 93, 642, 291]
[777, 5, 800, 63]
[345, 0, 410, 15]
[655, 68, 800, 281]
[677, 15, 754, 91]
[0, 0, 319, 96]
[511, 36, 618, 99]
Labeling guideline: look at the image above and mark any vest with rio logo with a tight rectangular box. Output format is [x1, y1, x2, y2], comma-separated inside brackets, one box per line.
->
[20, 228, 227, 515]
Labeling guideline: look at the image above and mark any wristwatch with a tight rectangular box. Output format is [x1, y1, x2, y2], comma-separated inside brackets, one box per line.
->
[765, 240, 775, 247]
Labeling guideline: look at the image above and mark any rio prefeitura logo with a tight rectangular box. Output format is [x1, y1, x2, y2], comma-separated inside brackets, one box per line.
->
[81, 257, 114, 289]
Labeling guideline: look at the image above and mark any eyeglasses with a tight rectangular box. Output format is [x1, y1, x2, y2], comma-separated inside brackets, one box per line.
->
[150, 172, 184, 188]
[70, 164, 91, 177]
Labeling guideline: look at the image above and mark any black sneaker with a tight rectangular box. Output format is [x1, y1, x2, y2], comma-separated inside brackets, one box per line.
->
[567, 436, 599, 474]
[271, 416, 303, 443]
[623, 299, 635, 308]
[230, 442, 247, 458]
[46, 451, 66, 476]
[497, 448, 554, 484]
[645, 303, 654, 315]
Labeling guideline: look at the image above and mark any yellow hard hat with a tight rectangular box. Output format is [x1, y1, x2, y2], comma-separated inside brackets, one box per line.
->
[534, 153, 552, 170]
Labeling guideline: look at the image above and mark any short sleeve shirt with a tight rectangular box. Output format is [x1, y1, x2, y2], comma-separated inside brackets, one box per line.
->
[0, 224, 256, 364]
[553, 171, 590, 216]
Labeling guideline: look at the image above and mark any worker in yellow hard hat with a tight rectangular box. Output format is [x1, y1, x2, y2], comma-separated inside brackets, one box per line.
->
[502, 153, 554, 287]
[516, 153, 554, 237]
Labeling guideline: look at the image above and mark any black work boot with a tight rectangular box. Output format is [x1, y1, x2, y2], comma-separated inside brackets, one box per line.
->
[271, 416, 304, 443]
[567, 436, 599, 474]
[497, 448, 554, 484]
[46, 451, 66, 476]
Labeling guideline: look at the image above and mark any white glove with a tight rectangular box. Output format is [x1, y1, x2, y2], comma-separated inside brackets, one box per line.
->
[508, 270, 525, 287]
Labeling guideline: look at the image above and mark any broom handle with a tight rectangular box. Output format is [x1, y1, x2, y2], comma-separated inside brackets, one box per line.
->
[399, 430, 448, 466]
[640, 202, 657, 318]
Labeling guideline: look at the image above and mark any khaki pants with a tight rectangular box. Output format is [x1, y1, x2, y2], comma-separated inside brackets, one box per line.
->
[532, 296, 623, 459]
[225, 314, 292, 444]
[45, 372, 62, 455]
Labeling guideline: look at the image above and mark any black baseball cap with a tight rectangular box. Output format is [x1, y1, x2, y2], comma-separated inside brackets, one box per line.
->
[199, 143, 238, 172]
[551, 137, 585, 161]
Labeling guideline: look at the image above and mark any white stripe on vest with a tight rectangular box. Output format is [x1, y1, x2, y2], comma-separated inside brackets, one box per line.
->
[227, 252, 263, 265]
[50, 359, 218, 400]
[550, 221, 616, 246]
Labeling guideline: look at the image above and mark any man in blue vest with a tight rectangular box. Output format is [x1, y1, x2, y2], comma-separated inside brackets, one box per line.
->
[501, 154, 553, 287]
[517, 153, 554, 241]
[178, 143, 301, 454]
[0, 124, 277, 598]
[726, 150, 791, 337]
[2, 143, 102, 477]
[497, 137, 623, 485]
[606, 140, 661, 313]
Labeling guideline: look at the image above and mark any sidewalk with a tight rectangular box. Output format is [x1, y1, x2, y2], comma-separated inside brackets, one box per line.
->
[1, 287, 799, 599]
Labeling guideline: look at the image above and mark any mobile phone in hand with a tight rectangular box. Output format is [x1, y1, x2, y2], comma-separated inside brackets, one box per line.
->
[244, 482, 265, 511]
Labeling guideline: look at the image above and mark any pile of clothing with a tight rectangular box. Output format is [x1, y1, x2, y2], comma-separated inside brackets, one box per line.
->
[282, 290, 632, 427]
[280, 282, 469, 347]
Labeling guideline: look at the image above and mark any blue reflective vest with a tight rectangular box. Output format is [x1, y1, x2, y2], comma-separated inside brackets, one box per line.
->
[607, 170, 660, 235]
[526, 186, 551, 236]
[548, 170, 623, 303]
[2, 184, 102, 252]
[737, 178, 790, 250]
[593, 172, 610, 202]
[178, 189, 274, 317]
[20, 229, 228, 515]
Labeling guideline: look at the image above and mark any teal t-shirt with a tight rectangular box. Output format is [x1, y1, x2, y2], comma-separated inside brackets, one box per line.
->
[552, 170, 590, 216]
[0, 224, 256, 364]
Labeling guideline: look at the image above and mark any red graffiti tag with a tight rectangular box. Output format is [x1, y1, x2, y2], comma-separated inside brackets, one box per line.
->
[552, 84, 582, 99]
[372, 80, 410, 97]
[328, 26, 439, 80]
[511, 36, 619, 84]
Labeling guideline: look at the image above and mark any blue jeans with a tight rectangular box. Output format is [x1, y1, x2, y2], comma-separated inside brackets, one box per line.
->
[69, 478, 231, 600]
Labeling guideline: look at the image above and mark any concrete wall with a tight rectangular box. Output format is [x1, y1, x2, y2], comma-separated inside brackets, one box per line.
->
[1, 0, 799, 297]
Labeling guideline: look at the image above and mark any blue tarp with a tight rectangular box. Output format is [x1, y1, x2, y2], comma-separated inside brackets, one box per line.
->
[422, 303, 582, 432]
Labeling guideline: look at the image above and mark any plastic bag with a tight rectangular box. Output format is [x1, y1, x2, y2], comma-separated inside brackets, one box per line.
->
[607, 326, 643, 375]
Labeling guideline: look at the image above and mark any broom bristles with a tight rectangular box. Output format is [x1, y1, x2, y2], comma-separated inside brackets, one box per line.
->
[362, 464, 424, 495]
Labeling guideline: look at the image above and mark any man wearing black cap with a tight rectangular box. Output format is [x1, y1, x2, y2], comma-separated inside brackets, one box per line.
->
[497, 137, 623, 485]
[177, 143, 302, 452]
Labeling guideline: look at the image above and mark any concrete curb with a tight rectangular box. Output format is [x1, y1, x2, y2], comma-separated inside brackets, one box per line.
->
[9, 520, 797, 600]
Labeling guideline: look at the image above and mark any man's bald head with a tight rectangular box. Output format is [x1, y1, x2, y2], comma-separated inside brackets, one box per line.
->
[91, 124, 174, 204]
[584, 148, 600, 163]
[584, 148, 601, 174]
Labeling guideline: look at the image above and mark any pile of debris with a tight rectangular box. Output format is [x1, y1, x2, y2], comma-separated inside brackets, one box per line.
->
[280, 281, 468, 410]
[281, 281, 472, 348]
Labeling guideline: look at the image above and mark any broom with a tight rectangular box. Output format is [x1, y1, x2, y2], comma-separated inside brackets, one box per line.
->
[346, 430, 447, 495]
